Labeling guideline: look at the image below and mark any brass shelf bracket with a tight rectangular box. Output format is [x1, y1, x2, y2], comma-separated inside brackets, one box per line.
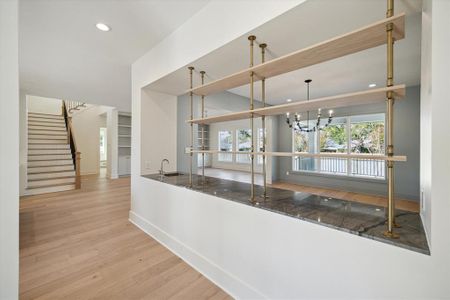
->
[260, 43, 268, 199]
[188, 66, 195, 188]
[200, 70, 206, 184]
[248, 35, 256, 202]
[383, 0, 399, 239]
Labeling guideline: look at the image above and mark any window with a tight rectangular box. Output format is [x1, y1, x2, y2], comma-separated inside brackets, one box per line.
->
[257, 128, 265, 164]
[319, 117, 347, 174]
[350, 114, 385, 178]
[236, 129, 252, 163]
[218, 130, 233, 162]
[292, 113, 385, 179]
[292, 123, 317, 172]
[320, 118, 347, 153]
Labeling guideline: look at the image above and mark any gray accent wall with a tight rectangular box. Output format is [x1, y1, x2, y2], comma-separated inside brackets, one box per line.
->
[276, 85, 421, 201]
[177, 92, 198, 174]
[177, 90, 263, 173]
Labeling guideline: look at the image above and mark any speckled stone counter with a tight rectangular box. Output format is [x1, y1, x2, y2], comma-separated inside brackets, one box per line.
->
[142, 173, 429, 255]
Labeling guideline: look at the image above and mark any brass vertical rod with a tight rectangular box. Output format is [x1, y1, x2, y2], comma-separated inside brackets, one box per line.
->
[260, 43, 267, 198]
[200, 71, 206, 184]
[248, 35, 256, 201]
[188, 66, 195, 188]
[384, 0, 398, 238]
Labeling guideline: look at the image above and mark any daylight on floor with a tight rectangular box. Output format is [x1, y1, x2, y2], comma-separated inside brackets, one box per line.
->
[1, 0, 450, 299]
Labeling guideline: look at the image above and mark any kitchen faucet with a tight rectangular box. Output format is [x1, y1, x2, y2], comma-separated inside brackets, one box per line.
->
[159, 159, 169, 175]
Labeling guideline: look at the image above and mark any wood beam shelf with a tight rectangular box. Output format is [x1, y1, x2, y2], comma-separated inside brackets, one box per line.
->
[191, 150, 406, 162]
[188, 85, 405, 124]
[188, 13, 405, 96]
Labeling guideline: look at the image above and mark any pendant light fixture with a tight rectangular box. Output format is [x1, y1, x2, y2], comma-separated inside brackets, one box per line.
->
[286, 79, 334, 132]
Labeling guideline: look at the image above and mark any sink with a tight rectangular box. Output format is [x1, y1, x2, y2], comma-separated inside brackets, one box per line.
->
[163, 172, 183, 177]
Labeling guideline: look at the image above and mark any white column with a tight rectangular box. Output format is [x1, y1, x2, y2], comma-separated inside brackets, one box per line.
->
[0, 0, 19, 298]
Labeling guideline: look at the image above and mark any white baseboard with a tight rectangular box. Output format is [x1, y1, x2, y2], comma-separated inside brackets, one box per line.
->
[128, 210, 265, 299]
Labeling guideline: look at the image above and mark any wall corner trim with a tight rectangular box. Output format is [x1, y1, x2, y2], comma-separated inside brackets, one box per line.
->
[128, 210, 266, 299]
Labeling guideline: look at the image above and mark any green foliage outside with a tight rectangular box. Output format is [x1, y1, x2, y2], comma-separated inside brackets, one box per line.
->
[351, 121, 385, 154]
[294, 121, 385, 154]
[219, 131, 232, 151]
[293, 131, 308, 152]
[237, 129, 251, 151]
[320, 124, 347, 152]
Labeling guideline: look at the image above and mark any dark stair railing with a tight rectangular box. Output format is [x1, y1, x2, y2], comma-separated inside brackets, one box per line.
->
[62, 101, 81, 189]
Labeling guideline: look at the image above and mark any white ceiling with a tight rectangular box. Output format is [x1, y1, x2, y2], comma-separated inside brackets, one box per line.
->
[148, 0, 422, 106]
[19, 0, 210, 111]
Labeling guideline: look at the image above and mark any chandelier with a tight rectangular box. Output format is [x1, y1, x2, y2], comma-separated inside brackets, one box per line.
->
[286, 79, 334, 132]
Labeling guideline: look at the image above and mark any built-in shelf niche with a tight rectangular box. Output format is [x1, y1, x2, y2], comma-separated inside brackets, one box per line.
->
[118, 113, 131, 176]
[197, 125, 211, 167]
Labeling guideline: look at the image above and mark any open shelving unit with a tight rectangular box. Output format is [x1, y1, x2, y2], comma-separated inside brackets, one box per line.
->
[188, 13, 404, 97]
[191, 150, 407, 162]
[186, 1, 405, 237]
[197, 125, 211, 167]
[188, 85, 405, 125]
[118, 113, 132, 176]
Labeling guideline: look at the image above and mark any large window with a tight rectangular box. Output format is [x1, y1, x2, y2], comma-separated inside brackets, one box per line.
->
[350, 115, 385, 178]
[257, 128, 265, 164]
[218, 130, 233, 162]
[319, 117, 348, 174]
[236, 129, 252, 163]
[292, 123, 316, 172]
[292, 113, 385, 179]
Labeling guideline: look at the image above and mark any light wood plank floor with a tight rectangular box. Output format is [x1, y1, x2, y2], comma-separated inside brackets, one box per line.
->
[20, 175, 231, 300]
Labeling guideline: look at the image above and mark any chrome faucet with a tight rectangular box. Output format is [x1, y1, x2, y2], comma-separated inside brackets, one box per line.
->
[159, 159, 169, 175]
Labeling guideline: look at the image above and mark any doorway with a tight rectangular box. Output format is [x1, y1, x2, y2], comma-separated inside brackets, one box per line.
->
[99, 127, 107, 177]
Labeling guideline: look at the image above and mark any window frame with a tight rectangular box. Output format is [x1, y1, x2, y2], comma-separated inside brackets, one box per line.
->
[217, 130, 233, 163]
[235, 128, 252, 164]
[291, 113, 386, 180]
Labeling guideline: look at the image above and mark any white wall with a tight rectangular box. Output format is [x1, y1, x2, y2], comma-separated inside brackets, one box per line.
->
[27, 95, 62, 115]
[0, 0, 19, 298]
[19, 90, 27, 196]
[131, 0, 450, 298]
[429, 0, 450, 256]
[71, 105, 109, 175]
[140, 89, 177, 175]
[420, 0, 432, 244]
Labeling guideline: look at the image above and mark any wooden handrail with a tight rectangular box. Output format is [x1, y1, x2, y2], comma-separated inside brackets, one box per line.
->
[62, 101, 81, 189]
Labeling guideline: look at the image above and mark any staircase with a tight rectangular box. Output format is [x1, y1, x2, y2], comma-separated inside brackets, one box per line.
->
[26, 112, 77, 195]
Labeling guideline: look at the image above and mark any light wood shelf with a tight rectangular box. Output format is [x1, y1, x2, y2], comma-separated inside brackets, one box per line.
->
[118, 124, 131, 128]
[188, 85, 405, 124]
[188, 13, 405, 96]
[191, 150, 406, 162]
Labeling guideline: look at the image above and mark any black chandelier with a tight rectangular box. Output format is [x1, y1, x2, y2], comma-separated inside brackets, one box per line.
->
[286, 79, 334, 133]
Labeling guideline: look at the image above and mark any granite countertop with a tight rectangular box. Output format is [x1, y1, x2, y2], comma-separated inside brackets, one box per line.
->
[142, 173, 430, 255]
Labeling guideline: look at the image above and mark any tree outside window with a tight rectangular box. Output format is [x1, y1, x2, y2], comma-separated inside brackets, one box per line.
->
[351, 121, 385, 154]
[292, 113, 385, 178]
[236, 129, 251, 163]
[292, 121, 317, 171]
[320, 118, 347, 153]
[218, 130, 232, 162]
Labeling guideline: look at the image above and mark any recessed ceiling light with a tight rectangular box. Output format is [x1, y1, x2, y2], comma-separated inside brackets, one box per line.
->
[368, 83, 377, 88]
[286, 99, 292, 102]
[96, 23, 111, 32]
